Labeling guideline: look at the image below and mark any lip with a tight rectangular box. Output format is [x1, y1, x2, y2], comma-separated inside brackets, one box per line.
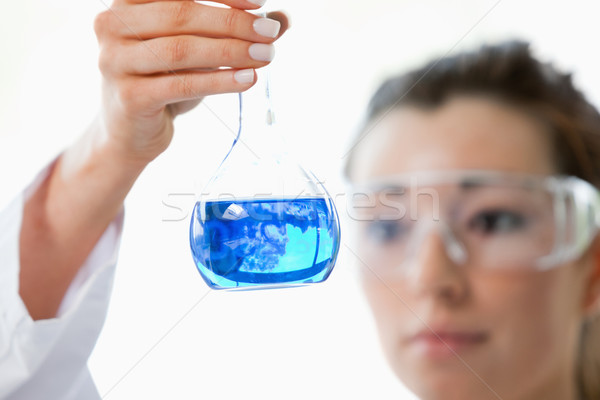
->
[406, 327, 489, 359]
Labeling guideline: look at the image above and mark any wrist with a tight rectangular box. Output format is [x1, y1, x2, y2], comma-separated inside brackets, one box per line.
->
[60, 116, 149, 184]
[96, 97, 174, 169]
[46, 116, 148, 235]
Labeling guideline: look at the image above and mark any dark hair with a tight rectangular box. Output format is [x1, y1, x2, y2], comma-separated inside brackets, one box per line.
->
[344, 40, 600, 399]
[344, 40, 600, 187]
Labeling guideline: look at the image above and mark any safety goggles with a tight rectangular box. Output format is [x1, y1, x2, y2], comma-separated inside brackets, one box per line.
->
[349, 170, 600, 274]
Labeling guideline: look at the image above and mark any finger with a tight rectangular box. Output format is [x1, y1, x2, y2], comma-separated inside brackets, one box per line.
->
[156, 69, 258, 104]
[121, 0, 267, 11]
[112, 36, 274, 75]
[107, 2, 282, 43]
[117, 69, 257, 113]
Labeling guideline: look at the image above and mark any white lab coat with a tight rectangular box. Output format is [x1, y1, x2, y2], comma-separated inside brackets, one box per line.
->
[0, 162, 124, 399]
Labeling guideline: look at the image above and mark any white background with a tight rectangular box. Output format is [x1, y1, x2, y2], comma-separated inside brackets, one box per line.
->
[1, 1, 600, 399]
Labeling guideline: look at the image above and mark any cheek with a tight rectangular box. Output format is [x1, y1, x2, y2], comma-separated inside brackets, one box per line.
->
[472, 269, 582, 369]
[479, 269, 575, 326]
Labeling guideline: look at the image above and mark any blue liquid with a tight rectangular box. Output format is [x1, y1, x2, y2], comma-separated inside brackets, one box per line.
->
[190, 198, 340, 289]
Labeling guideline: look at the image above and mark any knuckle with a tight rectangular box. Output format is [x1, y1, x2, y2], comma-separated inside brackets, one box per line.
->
[169, 75, 194, 100]
[181, 75, 199, 99]
[166, 38, 189, 65]
[97, 48, 111, 75]
[221, 9, 241, 32]
[99, 43, 127, 77]
[93, 11, 111, 37]
[97, 43, 121, 76]
[169, 2, 192, 28]
[117, 81, 141, 112]
[202, 73, 221, 94]
[217, 41, 233, 62]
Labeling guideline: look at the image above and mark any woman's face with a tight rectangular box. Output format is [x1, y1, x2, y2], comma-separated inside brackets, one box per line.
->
[352, 96, 595, 400]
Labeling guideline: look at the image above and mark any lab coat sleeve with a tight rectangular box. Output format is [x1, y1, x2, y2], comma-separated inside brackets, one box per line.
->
[0, 160, 124, 399]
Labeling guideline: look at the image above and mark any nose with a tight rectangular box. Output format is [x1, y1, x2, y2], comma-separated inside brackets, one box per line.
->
[404, 224, 469, 305]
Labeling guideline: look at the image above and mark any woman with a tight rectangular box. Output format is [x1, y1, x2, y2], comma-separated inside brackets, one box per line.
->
[344, 41, 600, 399]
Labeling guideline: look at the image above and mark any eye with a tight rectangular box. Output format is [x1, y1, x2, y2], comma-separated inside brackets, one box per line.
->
[366, 220, 408, 243]
[468, 210, 526, 235]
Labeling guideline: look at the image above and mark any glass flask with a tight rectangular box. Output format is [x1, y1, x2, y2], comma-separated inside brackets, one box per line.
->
[189, 66, 341, 290]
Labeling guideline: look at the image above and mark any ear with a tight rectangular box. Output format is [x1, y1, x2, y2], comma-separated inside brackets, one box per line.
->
[583, 236, 600, 315]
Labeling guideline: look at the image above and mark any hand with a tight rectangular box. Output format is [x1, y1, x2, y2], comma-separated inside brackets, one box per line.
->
[93, 0, 289, 167]
[18, 1, 289, 320]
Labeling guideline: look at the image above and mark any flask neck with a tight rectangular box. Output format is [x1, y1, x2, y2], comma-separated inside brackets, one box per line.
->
[238, 67, 284, 159]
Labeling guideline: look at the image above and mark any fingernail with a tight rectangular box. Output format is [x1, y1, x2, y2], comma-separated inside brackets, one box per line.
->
[248, 0, 267, 6]
[253, 17, 281, 38]
[234, 69, 255, 84]
[249, 43, 275, 62]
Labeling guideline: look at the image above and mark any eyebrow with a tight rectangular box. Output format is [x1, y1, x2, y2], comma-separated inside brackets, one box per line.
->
[459, 177, 487, 190]
[372, 180, 482, 191]
[372, 184, 408, 194]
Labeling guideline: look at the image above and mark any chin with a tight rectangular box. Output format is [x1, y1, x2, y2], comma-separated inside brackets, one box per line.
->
[400, 375, 499, 400]
[387, 352, 502, 400]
